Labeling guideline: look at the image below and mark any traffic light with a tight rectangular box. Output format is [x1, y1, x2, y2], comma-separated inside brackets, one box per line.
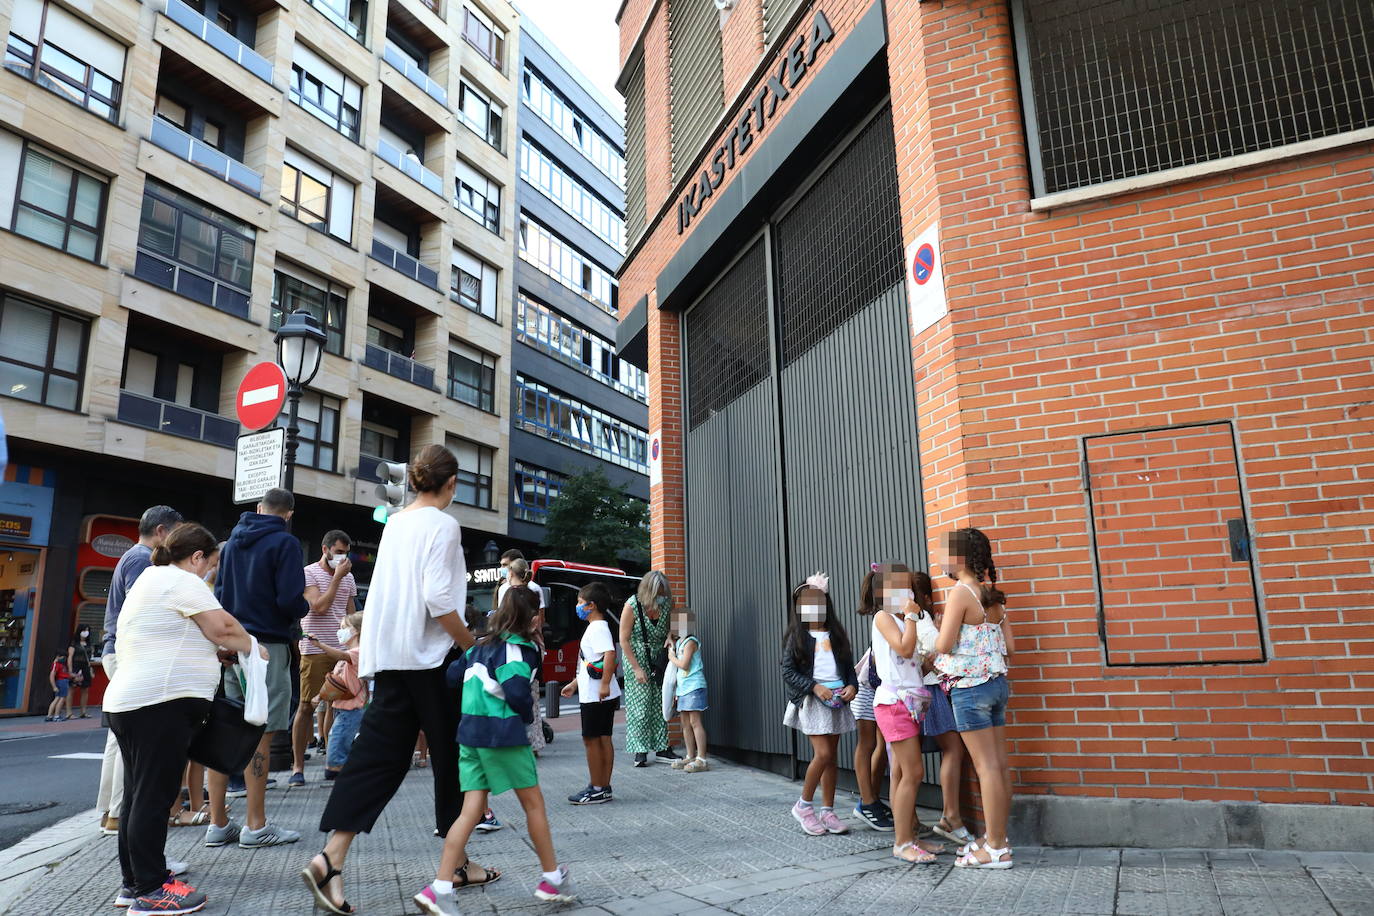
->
[374, 461, 407, 522]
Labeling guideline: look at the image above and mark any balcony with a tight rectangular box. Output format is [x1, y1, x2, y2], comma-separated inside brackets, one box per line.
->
[370, 238, 438, 289]
[376, 137, 444, 197]
[382, 42, 446, 106]
[363, 343, 435, 389]
[164, 0, 275, 86]
[149, 118, 263, 196]
[117, 390, 239, 448]
[133, 250, 252, 320]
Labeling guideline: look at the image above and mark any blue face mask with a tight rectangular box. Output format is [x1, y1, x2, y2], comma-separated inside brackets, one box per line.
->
[498, 567, 509, 580]
[575, 602, 591, 621]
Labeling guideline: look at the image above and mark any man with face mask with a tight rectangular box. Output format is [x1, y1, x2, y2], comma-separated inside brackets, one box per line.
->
[291, 530, 357, 785]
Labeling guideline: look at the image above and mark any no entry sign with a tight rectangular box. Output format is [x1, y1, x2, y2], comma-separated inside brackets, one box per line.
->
[236, 362, 287, 431]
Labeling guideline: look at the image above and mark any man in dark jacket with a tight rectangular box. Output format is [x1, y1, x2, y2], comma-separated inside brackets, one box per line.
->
[204, 487, 309, 850]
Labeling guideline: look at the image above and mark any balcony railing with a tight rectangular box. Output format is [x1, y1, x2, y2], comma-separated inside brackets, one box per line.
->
[376, 138, 444, 197]
[370, 239, 439, 289]
[164, 0, 275, 85]
[133, 248, 252, 320]
[382, 42, 447, 106]
[117, 390, 239, 448]
[363, 343, 435, 389]
[149, 118, 263, 196]
[302, 0, 366, 43]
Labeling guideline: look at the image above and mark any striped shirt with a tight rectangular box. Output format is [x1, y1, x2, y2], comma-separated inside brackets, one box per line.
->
[103, 565, 223, 713]
[452, 635, 539, 748]
[300, 562, 356, 654]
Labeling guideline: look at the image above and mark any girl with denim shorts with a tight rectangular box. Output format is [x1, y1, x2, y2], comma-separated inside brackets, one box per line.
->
[934, 527, 1014, 870]
[666, 608, 709, 772]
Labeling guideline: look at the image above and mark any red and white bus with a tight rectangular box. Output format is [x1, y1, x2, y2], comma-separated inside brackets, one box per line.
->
[530, 560, 640, 688]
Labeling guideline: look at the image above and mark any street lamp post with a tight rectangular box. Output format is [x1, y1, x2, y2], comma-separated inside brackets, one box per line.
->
[274, 310, 326, 492]
[483, 540, 500, 565]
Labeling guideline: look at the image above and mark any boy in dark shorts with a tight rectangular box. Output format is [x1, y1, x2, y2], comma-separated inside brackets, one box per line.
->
[561, 582, 620, 804]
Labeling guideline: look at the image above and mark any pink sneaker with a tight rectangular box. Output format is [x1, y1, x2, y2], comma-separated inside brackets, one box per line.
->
[791, 801, 826, 836]
[817, 808, 849, 834]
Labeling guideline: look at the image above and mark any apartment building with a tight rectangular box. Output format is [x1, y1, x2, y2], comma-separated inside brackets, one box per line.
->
[506, 20, 647, 553]
[0, 0, 522, 714]
[616, 0, 1373, 846]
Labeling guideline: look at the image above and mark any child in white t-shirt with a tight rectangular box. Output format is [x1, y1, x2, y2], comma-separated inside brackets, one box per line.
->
[560, 582, 620, 805]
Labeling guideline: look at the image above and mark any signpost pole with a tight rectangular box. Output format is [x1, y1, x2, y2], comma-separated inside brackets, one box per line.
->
[282, 384, 302, 493]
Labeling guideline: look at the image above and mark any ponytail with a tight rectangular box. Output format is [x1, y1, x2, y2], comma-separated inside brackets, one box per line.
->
[151, 522, 218, 567]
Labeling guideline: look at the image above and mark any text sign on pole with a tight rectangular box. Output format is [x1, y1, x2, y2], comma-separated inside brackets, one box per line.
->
[236, 362, 288, 431]
[234, 427, 285, 504]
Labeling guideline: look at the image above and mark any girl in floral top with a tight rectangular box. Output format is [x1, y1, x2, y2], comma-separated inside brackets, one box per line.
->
[934, 527, 1015, 870]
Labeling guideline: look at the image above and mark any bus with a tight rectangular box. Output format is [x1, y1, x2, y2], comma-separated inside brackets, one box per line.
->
[531, 560, 640, 689]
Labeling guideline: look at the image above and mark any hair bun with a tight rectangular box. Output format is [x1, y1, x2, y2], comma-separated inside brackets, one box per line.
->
[408, 444, 458, 494]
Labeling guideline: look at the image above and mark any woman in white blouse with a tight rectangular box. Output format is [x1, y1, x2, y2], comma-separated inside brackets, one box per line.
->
[104, 522, 261, 916]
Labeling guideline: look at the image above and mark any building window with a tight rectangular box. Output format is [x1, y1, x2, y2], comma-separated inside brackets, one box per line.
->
[6, 140, 107, 261]
[521, 66, 623, 184]
[513, 460, 565, 523]
[450, 247, 498, 320]
[0, 293, 87, 410]
[461, 6, 503, 70]
[366, 317, 405, 354]
[1014, 0, 1374, 197]
[518, 215, 617, 315]
[446, 340, 496, 412]
[456, 157, 500, 233]
[622, 61, 645, 244]
[448, 435, 493, 509]
[4, 0, 125, 121]
[303, 0, 366, 43]
[290, 43, 362, 142]
[135, 179, 255, 318]
[280, 390, 340, 471]
[515, 374, 649, 473]
[270, 267, 347, 356]
[458, 80, 503, 151]
[519, 139, 624, 251]
[279, 148, 354, 242]
[515, 292, 647, 402]
[359, 420, 400, 460]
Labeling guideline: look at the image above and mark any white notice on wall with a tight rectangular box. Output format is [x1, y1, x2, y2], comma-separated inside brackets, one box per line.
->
[234, 427, 285, 504]
[904, 221, 948, 336]
[649, 430, 662, 487]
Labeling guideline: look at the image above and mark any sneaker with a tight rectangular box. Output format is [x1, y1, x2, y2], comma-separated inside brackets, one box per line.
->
[633, 753, 648, 767]
[323, 768, 340, 781]
[128, 879, 206, 915]
[791, 801, 826, 836]
[225, 777, 248, 799]
[413, 884, 461, 915]
[203, 820, 241, 847]
[854, 802, 895, 832]
[655, 747, 681, 761]
[238, 823, 301, 848]
[533, 866, 577, 903]
[568, 785, 612, 805]
[166, 858, 190, 877]
[475, 809, 502, 832]
[683, 758, 709, 773]
[115, 887, 136, 907]
[817, 808, 849, 834]
[101, 815, 120, 836]
[287, 772, 305, 788]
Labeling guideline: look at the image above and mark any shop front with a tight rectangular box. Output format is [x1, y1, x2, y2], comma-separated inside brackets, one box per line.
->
[0, 463, 55, 714]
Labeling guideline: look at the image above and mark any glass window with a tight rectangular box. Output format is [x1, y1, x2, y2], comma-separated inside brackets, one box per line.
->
[304, 0, 366, 43]
[514, 374, 648, 473]
[4, 2, 124, 122]
[12, 144, 106, 261]
[512, 460, 565, 523]
[0, 293, 87, 410]
[280, 163, 330, 232]
[278, 390, 341, 471]
[455, 158, 500, 234]
[366, 320, 405, 354]
[446, 341, 496, 412]
[136, 180, 256, 309]
[450, 248, 497, 320]
[447, 435, 493, 509]
[270, 269, 347, 355]
[458, 80, 503, 150]
[515, 292, 647, 402]
[290, 44, 362, 141]
[461, 6, 503, 70]
[521, 66, 623, 184]
[359, 421, 399, 459]
[517, 215, 616, 315]
[519, 139, 624, 250]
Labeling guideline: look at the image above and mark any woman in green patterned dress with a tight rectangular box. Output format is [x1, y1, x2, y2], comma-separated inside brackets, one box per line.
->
[618, 571, 678, 766]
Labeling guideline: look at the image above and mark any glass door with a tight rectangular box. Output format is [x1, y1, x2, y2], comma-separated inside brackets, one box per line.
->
[0, 547, 43, 712]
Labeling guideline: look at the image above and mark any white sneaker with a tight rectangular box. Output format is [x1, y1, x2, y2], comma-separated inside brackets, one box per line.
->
[165, 858, 190, 877]
[238, 822, 300, 847]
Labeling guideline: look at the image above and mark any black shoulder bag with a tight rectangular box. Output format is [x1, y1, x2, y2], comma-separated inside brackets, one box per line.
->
[187, 672, 265, 774]
[633, 598, 669, 681]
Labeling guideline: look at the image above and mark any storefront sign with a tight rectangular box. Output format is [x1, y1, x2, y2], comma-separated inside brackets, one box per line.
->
[466, 565, 502, 586]
[0, 477, 53, 546]
[91, 534, 135, 558]
[677, 9, 835, 234]
[0, 514, 32, 538]
[234, 427, 285, 504]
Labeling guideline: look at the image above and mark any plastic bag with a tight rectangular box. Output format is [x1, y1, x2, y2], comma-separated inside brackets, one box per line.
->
[661, 661, 678, 721]
[236, 635, 269, 726]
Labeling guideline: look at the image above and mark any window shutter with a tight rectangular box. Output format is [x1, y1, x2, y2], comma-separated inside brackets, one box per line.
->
[762, 0, 806, 45]
[667, 0, 724, 182]
[623, 62, 646, 244]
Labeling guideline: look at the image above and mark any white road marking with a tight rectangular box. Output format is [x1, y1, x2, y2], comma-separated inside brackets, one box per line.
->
[48, 752, 104, 760]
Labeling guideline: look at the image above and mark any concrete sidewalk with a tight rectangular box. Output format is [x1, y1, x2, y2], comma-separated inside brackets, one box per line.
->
[5, 721, 1373, 915]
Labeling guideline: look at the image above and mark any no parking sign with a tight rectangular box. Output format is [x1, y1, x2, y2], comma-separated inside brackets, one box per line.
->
[905, 221, 947, 335]
[649, 430, 662, 487]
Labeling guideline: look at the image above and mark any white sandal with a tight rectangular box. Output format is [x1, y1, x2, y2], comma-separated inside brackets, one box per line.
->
[955, 844, 1013, 869]
[933, 820, 974, 844]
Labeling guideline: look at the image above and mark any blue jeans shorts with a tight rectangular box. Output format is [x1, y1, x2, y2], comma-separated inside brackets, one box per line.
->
[949, 675, 1009, 732]
[677, 687, 708, 712]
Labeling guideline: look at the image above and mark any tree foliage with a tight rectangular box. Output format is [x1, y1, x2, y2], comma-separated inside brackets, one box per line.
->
[541, 468, 649, 568]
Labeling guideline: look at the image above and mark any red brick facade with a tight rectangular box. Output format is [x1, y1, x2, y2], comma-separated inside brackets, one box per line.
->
[618, 0, 1374, 810]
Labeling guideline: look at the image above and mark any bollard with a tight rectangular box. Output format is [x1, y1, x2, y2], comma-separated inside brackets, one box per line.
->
[544, 680, 560, 719]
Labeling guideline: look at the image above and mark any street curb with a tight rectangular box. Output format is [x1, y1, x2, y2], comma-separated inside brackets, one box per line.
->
[0, 806, 101, 914]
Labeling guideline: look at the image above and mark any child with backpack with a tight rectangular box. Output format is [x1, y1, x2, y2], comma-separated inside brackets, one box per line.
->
[560, 581, 620, 805]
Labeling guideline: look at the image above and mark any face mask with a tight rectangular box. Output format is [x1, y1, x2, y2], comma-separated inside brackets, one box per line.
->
[79, 630, 90, 639]
[575, 603, 591, 621]
[799, 607, 825, 623]
[881, 590, 911, 609]
[328, 554, 348, 569]
[336, 627, 353, 644]
[498, 567, 509, 580]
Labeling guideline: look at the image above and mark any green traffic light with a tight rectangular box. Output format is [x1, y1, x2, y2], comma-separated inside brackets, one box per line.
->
[373, 504, 389, 524]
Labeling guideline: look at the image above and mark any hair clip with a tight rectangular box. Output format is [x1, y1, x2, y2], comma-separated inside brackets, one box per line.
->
[805, 571, 829, 594]
[870, 562, 880, 572]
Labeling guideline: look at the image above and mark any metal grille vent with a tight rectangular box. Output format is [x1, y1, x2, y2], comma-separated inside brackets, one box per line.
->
[668, 0, 725, 181]
[623, 62, 648, 246]
[773, 107, 904, 367]
[1018, 0, 1374, 195]
[685, 238, 769, 430]
[763, 0, 807, 45]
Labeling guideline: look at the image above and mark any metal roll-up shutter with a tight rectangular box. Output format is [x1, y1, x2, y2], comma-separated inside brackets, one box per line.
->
[668, 0, 724, 182]
[623, 62, 648, 246]
[763, 0, 807, 45]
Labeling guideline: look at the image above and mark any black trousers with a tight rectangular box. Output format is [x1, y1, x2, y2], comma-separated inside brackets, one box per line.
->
[109, 697, 211, 895]
[319, 664, 461, 836]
